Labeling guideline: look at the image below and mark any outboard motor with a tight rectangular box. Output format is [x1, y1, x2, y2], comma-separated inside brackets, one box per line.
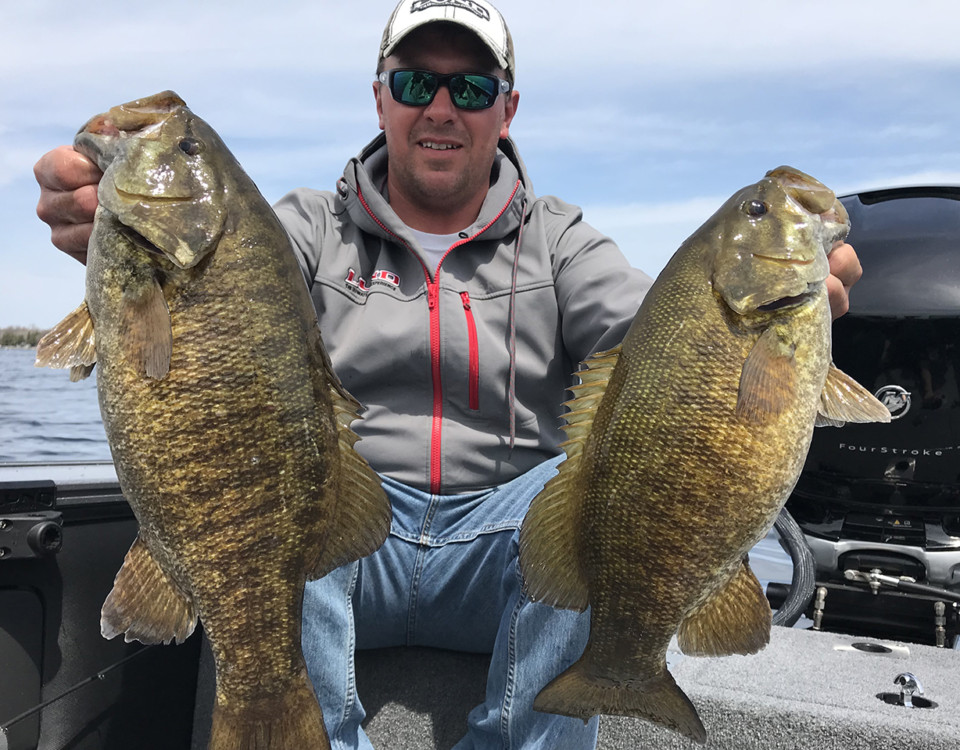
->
[785, 186, 960, 647]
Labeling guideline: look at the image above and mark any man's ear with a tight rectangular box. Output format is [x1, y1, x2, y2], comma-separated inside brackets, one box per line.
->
[373, 80, 386, 130]
[500, 89, 519, 140]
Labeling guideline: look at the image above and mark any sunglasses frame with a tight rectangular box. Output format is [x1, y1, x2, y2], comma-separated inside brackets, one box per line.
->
[378, 69, 512, 111]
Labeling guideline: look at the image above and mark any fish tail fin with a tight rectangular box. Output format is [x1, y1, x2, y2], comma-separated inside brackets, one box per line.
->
[534, 659, 706, 745]
[209, 670, 330, 750]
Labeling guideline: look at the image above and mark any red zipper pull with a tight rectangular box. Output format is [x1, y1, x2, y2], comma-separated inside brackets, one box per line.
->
[428, 282, 439, 310]
[460, 291, 480, 412]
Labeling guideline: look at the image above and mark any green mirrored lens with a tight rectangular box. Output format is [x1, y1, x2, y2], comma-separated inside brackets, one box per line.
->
[393, 70, 437, 105]
[449, 75, 496, 109]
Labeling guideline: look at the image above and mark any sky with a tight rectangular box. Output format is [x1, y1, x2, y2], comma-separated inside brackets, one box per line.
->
[3, 0, 959, 328]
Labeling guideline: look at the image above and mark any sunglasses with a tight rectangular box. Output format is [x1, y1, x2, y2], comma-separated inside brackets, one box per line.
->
[378, 69, 512, 111]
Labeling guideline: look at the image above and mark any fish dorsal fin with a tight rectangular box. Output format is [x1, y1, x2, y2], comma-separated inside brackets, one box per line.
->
[559, 346, 621, 456]
[518, 345, 621, 611]
[101, 535, 198, 645]
[677, 557, 771, 657]
[35, 300, 98, 381]
[816, 363, 892, 427]
[309, 335, 391, 580]
[736, 326, 797, 424]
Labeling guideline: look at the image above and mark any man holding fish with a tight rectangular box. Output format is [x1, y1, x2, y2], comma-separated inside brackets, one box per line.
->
[33, 1, 864, 748]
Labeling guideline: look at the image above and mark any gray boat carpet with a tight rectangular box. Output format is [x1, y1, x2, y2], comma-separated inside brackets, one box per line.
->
[193, 626, 960, 749]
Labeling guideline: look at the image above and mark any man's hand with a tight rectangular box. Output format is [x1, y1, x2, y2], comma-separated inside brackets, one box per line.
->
[827, 242, 861, 320]
[34, 145, 102, 264]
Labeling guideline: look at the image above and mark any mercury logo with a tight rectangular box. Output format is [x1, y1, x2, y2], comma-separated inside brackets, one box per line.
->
[875, 385, 911, 420]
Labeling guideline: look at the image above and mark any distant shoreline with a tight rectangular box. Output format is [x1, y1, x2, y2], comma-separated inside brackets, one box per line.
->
[0, 327, 49, 348]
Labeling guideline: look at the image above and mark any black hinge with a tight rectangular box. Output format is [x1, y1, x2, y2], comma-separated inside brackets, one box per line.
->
[0, 511, 64, 560]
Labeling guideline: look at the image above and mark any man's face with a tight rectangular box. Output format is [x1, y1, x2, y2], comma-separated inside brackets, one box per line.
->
[374, 27, 519, 224]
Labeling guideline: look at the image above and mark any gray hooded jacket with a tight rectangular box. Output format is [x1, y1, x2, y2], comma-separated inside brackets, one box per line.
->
[274, 134, 653, 493]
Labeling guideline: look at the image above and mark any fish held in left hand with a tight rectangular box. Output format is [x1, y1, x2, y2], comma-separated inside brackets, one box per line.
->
[519, 166, 891, 743]
[36, 91, 391, 750]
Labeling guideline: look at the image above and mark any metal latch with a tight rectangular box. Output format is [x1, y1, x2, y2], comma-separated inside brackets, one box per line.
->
[0, 512, 63, 560]
[894, 673, 924, 708]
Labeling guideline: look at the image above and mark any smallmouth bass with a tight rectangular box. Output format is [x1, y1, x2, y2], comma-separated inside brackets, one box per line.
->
[519, 167, 890, 743]
[37, 91, 391, 750]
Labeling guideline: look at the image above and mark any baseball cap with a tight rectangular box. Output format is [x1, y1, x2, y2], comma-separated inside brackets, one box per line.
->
[379, 0, 515, 82]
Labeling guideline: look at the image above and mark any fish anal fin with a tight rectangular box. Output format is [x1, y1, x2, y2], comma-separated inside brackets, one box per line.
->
[101, 535, 197, 645]
[678, 559, 771, 657]
[310, 392, 390, 581]
[817, 363, 892, 426]
[736, 326, 797, 424]
[35, 301, 97, 379]
[119, 279, 172, 380]
[534, 655, 706, 744]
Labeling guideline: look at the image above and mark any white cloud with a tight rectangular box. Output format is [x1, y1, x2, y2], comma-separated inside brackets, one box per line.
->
[581, 196, 725, 275]
[4, 0, 960, 326]
[504, 0, 960, 75]
[837, 170, 960, 194]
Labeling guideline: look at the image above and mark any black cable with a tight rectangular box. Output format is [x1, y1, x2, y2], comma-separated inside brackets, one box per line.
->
[771, 506, 817, 627]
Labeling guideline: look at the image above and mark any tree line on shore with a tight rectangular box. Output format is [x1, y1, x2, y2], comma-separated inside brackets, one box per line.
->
[0, 326, 50, 347]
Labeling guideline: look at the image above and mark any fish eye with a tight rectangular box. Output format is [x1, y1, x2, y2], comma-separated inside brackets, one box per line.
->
[178, 138, 202, 156]
[744, 200, 768, 218]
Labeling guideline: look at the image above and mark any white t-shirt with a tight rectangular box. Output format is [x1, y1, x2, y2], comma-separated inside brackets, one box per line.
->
[409, 228, 467, 271]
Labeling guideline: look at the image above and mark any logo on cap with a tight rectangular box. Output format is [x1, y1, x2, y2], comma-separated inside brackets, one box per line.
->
[875, 385, 911, 420]
[411, 0, 490, 21]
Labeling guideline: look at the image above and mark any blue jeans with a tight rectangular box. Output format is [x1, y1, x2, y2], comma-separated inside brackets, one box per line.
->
[301, 455, 599, 749]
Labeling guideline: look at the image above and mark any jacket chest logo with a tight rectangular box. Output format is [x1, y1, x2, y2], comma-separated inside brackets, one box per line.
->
[345, 268, 401, 295]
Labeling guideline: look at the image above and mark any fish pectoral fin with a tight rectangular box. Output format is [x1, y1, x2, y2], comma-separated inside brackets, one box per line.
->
[736, 326, 797, 424]
[677, 559, 771, 657]
[120, 278, 172, 380]
[816, 363, 892, 427]
[35, 300, 98, 381]
[101, 535, 197, 645]
[309, 402, 391, 580]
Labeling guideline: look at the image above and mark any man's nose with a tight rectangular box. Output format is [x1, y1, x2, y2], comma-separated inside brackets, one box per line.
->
[423, 84, 457, 122]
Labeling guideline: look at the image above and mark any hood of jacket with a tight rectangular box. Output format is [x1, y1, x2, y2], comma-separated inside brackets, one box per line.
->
[336, 133, 532, 263]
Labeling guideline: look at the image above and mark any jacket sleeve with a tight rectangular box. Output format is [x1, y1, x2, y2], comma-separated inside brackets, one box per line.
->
[543, 196, 655, 363]
[272, 188, 338, 288]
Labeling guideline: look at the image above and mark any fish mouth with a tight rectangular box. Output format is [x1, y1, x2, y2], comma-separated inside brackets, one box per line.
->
[118, 223, 166, 258]
[115, 187, 193, 205]
[752, 253, 815, 266]
[757, 286, 819, 312]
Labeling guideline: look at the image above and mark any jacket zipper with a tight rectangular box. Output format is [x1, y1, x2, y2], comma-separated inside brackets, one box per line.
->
[356, 181, 521, 495]
[427, 281, 444, 493]
[460, 292, 480, 411]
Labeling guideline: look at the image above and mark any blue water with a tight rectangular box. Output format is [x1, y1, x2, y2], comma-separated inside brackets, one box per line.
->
[0, 347, 110, 463]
